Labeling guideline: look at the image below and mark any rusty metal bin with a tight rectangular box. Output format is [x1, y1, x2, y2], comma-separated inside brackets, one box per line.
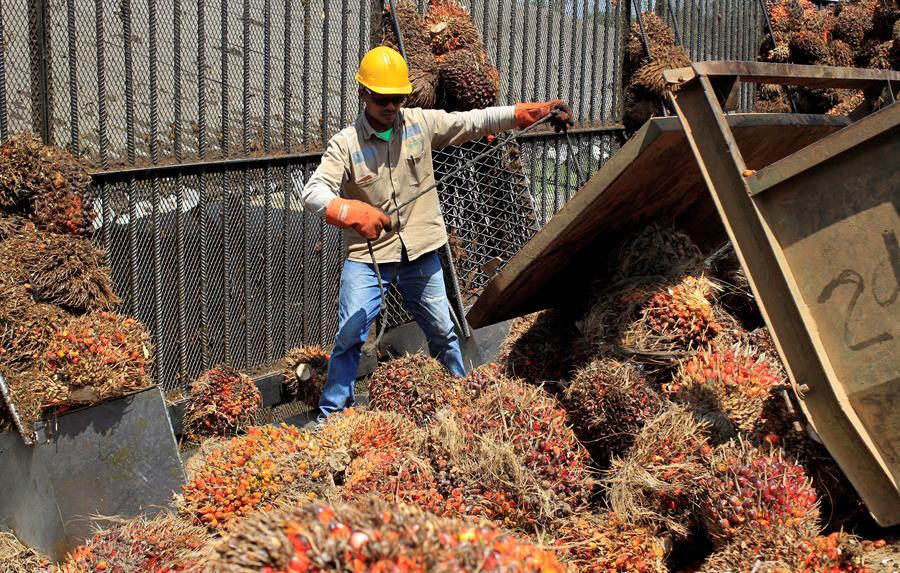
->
[469, 62, 900, 525]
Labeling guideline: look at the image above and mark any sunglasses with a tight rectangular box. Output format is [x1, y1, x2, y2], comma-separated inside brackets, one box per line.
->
[364, 88, 405, 106]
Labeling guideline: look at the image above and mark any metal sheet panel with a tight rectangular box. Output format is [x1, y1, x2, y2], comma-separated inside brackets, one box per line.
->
[0, 386, 185, 562]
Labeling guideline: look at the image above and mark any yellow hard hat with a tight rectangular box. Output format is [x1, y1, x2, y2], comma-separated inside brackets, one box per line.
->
[356, 46, 412, 95]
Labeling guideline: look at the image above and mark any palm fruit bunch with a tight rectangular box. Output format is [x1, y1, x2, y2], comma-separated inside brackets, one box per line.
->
[436, 48, 499, 111]
[182, 366, 262, 441]
[666, 344, 785, 439]
[318, 407, 424, 462]
[623, 13, 688, 131]
[211, 497, 567, 573]
[426, 0, 484, 55]
[179, 425, 330, 531]
[281, 345, 329, 408]
[550, 511, 668, 573]
[635, 275, 722, 350]
[0, 136, 94, 236]
[0, 271, 69, 371]
[872, 1, 900, 41]
[497, 309, 579, 384]
[613, 224, 703, 281]
[382, 0, 439, 109]
[561, 358, 664, 466]
[752, 386, 865, 522]
[833, 3, 873, 48]
[700, 440, 819, 546]
[341, 448, 445, 515]
[624, 12, 678, 71]
[427, 409, 534, 529]
[367, 352, 466, 426]
[56, 513, 209, 573]
[35, 311, 152, 409]
[699, 529, 880, 572]
[604, 406, 712, 538]
[468, 376, 594, 517]
[788, 30, 830, 64]
[829, 40, 857, 67]
[1, 234, 119, 313]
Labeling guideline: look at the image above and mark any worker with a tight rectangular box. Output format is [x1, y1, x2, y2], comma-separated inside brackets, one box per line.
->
[301, 45, 573, 420]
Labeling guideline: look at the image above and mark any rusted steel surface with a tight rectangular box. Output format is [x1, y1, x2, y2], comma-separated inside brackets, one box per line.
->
[667, 61, 899, 526]
[664, 60, 900, 90]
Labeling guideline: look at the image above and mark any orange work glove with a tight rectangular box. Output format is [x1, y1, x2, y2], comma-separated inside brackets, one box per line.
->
[514, 99, 575, 132]
[325, 197, 392, 241]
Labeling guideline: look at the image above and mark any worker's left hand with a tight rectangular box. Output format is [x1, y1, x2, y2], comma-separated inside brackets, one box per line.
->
[514, 99, 575, 132]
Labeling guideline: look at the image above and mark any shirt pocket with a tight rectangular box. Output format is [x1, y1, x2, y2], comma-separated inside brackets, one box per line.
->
[349, 164, 387, 204]
[405, 140, 432, 186]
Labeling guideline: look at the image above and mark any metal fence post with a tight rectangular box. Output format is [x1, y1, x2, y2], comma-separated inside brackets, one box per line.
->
[29, 0, 51, 143]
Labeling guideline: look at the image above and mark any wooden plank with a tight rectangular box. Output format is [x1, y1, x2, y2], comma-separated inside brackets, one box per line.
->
[467, 114, 847, 329]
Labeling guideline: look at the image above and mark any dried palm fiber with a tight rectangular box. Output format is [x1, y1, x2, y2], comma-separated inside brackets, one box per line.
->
[381, 0, 439, 109]
[546, 510, 667, 573]
[437, 48, 499, 110]
[561, 358, 664, 466]
[630, 44, 692, 98]
[33, 311, 152, 410]
[666, 344, 785, 443]
[467, 375, 594, 516]
[497, 309, 579, 385]
[281, 344, 329, 408]
[211, 497, 567, 573]
[603, 405, 713, 538]
[56, 512, 210, 573]
[612, 223, 704, 281]
[179, 424, 334, 531]
[426, 0, 484, 55]
[1, 233, 119, 313]
[698, 529, 875, 573]
[704, 242, 763, 327]
[625, 12, 678, 70]
[755, 93, 793, 113]
[341, 447, 445, 514]
[700, 439, 820, 546]
[833, 4, 872, 48]
[753, 384, 864, 524]
[367, 352, 468, 425]
[0, 530, 53, 573]
[0, 135, 90, 213]
[182, 365, 261, 442]
[0, 214, 35, 241]
[788, 30, 830, 64]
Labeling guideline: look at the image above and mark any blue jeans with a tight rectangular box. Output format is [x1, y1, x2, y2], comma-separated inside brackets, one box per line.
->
[319, 249, 466, 419]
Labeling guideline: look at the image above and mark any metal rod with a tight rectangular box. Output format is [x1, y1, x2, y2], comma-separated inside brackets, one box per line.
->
[31, 0, 51, 143]
[0, 1, 8, 141]
[65, 0, 78, 154]
[666, 0, 681, 46]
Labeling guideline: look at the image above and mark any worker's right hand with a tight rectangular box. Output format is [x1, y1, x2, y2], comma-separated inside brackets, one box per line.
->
[325, 197, 392, 241]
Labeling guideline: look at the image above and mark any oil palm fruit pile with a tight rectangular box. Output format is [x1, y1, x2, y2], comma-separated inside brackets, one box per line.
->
[55, 513, 210, 573]
[381, 0, 500, 111]
[178, 425, 332, 531]
[493, 221, 896, 569]
[760, 0, 899, 114]
[549, 511, 668, 573]
[0, 137, 155, 438]
[211, 497, 568, 573]
[281, 344, 329, 408]
[182, 366, 262, 442]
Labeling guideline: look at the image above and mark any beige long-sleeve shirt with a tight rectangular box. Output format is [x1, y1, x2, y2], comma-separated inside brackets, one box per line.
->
[301, 106, 518, 263]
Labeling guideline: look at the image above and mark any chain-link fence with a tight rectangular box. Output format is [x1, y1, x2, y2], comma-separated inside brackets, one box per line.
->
[0, 0, 763, 389]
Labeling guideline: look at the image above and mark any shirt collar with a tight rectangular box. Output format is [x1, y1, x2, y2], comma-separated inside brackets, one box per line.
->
[357, 110, 401, 140]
